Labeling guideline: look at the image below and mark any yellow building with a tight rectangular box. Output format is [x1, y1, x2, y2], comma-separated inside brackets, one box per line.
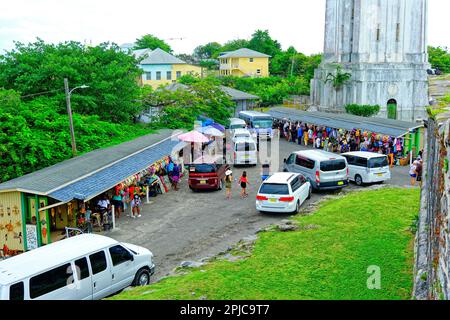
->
[219, 48, 270, 77]
[134, 48, 203, 88]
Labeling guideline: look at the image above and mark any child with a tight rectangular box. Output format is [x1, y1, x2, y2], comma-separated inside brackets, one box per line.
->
[239, 171, 250, 199]
[130, 194, 142, 218]
[225, 170, 233, 200]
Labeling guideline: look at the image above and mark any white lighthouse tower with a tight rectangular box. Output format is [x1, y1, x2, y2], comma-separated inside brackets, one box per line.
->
[311, 0, 430, 121]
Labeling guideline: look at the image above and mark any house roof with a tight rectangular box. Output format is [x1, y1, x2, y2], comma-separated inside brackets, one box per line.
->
[140, 48, 186, 65]
[132, 48, 152, 59]
[267, 107, 423, 138]
[219, 48, 271, 59]
[0, 130, 181, 202]
[163, 83, 259, 101]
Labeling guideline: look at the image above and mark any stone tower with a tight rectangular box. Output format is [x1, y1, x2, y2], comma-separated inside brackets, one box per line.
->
[310, 0, 430, 121]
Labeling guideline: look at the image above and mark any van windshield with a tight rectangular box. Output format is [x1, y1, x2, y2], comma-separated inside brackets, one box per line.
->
[320, 159, 347, 172]
[230, 124, 246, 129]
[368, 157, 389, 168]
[235, 142, 256, 152]
[259, 183, 289, 195]
[253, 119, 273, 129]
[190, 164, 216, 173]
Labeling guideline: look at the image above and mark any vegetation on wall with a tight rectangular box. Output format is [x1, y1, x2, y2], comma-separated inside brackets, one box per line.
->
[325, 65, 352, 90]
[345, 104, 381, 117]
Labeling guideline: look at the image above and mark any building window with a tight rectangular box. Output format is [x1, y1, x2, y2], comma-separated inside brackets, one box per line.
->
[257, 69, 261, 74]
[156, 71, 161, 80]
[145, 72, 151, 80]
[376, 25, 381, 41]
[249, 58, 254, 62]
[396, 23, 400, 42]
[167, 71, 172, 80]
[176, 71, 182, 79]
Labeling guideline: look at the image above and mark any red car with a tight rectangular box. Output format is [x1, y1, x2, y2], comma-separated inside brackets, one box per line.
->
[188, 155, 230, 191]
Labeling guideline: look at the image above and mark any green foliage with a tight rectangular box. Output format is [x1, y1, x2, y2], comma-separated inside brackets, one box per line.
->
[112, 188, 420, 300]
[247, 29, 282, 58]
[428, 46, 450, 73]
[193, 42, 222, 60]
[134, 34, 172, 53]
[0, 39, 143, 123]
[140, 79, 234, 129]
[345, 104, 381, 117]
[325, 65, 352, 89]
[0, 89, 153, 183]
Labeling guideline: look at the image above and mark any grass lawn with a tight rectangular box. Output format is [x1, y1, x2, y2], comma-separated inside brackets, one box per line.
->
[113, 188, 420, 300]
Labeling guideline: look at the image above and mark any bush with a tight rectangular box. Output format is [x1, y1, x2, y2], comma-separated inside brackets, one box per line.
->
[345, 104, 380, 117]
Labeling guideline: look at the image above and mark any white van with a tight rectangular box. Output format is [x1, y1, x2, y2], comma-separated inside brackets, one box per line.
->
[0, 234, 155, 300]
[342, 151, 391, 186]
[234, 138, 258, 166]
[283, 150, 349, 190]
[228, 118, 247, 131]
[232, 128, 252, 142]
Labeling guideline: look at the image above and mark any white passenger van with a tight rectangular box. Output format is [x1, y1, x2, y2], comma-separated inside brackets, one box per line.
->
[233, 137, 258, 166]
[283, 150, 349, 190]
[342, 151, 391, 186]
[0, 234, 155, 300]
[232, 128, 252, 142]
[228, 118, 247, 131]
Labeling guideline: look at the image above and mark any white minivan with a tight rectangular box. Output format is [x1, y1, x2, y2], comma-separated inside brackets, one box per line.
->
[232, 128, 252, 142]
[256, 172, 312, 214]
[228, 118, 247, 130]
[0, 234, 155, 300]
[233, 137, 258, 166]
[342, 151, 391, 186]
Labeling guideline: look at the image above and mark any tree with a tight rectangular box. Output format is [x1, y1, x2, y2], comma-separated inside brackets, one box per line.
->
[428, 46, 450, 73]
[134, 34, 172, 53]
[325, 65, 352, 89]
[193, 42, 222, 60]
[248, 29, 282, 58]
[0, 39, 143, 123]
[218, 39, 250, 57]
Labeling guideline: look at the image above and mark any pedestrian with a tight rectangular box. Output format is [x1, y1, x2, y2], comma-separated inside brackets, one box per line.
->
[225, 169, 233, 200]
[239, 171, 250, 198]
[130, 194, 142, 218]
[409, 160, 419, 186]
[171, 163, 180, 191]
[416, 159, 423, 187]
[303, 126, 309, 146]
[112, 185, 124, 219]
[297, 125, 303, 145]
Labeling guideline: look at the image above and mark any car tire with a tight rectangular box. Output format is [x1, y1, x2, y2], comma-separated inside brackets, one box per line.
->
[355, 175, 363, 186]
[307, 187, 312, 200]
[133, 268, 150, 287]
[293, 200, 300, 214]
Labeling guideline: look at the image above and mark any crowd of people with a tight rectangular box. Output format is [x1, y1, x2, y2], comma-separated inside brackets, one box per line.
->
[274, 119, 408, 166]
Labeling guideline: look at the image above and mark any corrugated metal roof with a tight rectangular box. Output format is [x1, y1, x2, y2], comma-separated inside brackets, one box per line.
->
[220, 86, 259, 101]
[140, 48, 186, 65]
[219, 48, 271, 58]
[268, 107, 423, 138]
[49, 138, 180, 202]
[0, 130, 175, 195]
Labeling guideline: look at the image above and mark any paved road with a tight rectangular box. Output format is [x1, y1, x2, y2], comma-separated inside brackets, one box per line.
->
[107, 137, 412, 282]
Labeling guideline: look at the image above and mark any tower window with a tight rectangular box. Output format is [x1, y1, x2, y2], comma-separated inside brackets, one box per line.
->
[376, 25, 381, 42]
[396, 23, 400, 42]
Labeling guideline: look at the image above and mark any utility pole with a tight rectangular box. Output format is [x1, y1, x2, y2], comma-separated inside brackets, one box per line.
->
[64, 78, 77, 157]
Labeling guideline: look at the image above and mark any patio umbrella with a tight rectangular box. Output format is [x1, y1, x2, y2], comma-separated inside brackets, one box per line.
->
[195, 126, 224, 137]
[211, 123, 225, 132]
[178, 131, 210, 162]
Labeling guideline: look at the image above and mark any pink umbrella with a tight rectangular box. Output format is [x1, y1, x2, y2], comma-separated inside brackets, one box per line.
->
[178, 130, 210, 143]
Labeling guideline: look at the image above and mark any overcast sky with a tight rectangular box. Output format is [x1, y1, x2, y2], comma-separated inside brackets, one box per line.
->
[0, 0, 449, 55]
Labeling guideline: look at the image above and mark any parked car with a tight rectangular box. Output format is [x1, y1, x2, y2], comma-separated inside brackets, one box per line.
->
[256, 172, 312, 214]
[0, 234, 155, 300]
[283, 150, 349, 190]
[231, 128, 252, 142]
[188, 155, 230, 191]
[228, 118, 247, 131]
[233, 137, 258, 166]
[342, 151, 391, 186]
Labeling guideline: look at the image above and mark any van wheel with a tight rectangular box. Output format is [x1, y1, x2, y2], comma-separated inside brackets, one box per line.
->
[294, 200, 300, 214]
[355, 175, 363, 186]
[307, 187, 312, 200]
[133, 268, 150, 287]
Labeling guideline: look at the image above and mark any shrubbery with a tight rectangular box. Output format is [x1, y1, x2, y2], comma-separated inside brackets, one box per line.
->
[345, 104, 380, 117]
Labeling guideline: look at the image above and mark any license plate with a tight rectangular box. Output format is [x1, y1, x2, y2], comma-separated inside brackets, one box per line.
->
[338, 181, 344, 186]
[269, 198, 277, 203]
[377, 173, 383, 177]
[244, 155, 250, 159]
[200, 180, 207, 184]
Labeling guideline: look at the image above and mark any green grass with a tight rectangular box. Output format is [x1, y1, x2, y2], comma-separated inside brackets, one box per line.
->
[113, 188, 420, 300]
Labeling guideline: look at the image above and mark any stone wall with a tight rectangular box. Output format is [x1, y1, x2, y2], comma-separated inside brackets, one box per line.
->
[413, 116, 450, 299]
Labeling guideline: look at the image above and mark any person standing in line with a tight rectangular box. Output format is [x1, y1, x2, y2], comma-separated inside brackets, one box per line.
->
[297, 124, 303, 145]
[171, 163, 180, 191]
[130, 194, 142, 218]
[416, 159, 423, 187]
[303, 125, 309, 146]
[239, 171, 250, 199]
[112, 186, 123, 220]
[225, 170, 233, 200]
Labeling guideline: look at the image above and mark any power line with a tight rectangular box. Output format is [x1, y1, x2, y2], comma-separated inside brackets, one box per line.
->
[20, 88, 64, 99]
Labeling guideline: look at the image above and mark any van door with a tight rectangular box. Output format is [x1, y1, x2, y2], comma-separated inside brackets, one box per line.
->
[108, 245, 136, 293]
[319, 159, 348, 187]
[295, 156, 316, 186]
[73, 257, 93, 300]
[284, 154, 295, 172]
[88, 250, 113, 300]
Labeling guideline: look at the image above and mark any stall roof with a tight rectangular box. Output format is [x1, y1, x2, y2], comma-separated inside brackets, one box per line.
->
[0, 130, 182, 202]
[268, 107, 423, 138]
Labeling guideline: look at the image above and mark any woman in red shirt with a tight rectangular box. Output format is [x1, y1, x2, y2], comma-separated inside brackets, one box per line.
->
[238, 171, 250, 199]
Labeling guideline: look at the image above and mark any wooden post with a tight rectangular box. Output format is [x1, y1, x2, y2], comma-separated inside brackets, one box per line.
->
[146, 186, 150, 204]
[111, 205, 116, 230]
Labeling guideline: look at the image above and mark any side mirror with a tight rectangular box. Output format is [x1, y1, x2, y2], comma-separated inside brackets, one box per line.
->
[283, 158, 287, 164]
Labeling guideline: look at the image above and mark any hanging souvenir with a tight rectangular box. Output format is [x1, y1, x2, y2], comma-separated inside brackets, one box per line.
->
[7, 207, 11, 216]
[6, 221, 13, 232]
[0, 204, 4, 217]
